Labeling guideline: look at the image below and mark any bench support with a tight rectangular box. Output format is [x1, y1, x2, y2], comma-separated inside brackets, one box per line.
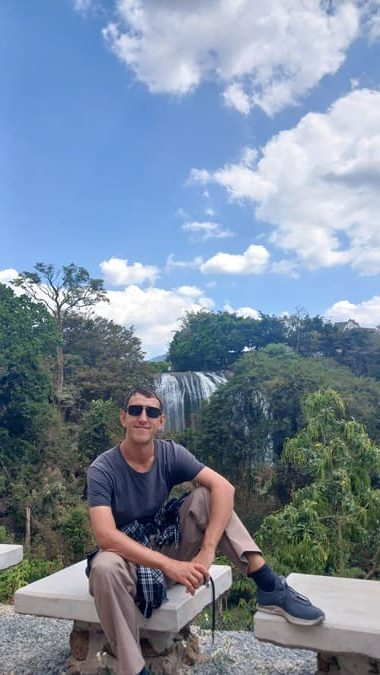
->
[317, 651, 379, 675]
[66, 620, 200, 674]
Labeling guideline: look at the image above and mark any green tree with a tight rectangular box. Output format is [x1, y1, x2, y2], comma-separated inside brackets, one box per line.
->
[13, 263, 108, 392]
[78, 399, 121, 465]
[63, 314, 149, 410]
[0, 284, 56, 470]
[168, 310, 285, 371]
[59, 505, 92, 563]
[257, 389, 380, 578]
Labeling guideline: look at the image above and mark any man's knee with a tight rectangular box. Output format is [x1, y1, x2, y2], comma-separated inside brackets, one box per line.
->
[190, 486, 211, 508]
[181, 486, 211, 528]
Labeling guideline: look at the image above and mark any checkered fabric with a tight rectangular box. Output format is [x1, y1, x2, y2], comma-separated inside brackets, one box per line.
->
[120, 492, 189, 618]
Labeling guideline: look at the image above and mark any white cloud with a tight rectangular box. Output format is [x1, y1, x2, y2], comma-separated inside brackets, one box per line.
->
[100, 256, 159, 285]
[165, 254, 203, 272]
[223, 83, 250, 115]
[192, 89, 380, 274]
[360, 0, 380, 42]
[102, 0, 360, 115]
[325, 296, 380, 327]
[0, 268, 18, 284]
[200, 244, 269, 275]
[182, 221, 233, 240]
[94, 284, 214, 356]
[224, 302, 260, 319]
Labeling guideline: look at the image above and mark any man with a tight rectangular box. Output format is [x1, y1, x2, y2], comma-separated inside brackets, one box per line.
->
[88, 386, 324, 675]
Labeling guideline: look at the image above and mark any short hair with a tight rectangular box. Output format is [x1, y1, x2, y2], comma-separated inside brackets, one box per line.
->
[123, 386, 163, 412]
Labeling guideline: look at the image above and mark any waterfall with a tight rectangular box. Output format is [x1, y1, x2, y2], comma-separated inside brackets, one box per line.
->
[154, 372, 228, 432]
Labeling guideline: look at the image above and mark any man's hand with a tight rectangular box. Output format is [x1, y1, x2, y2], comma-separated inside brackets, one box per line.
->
[191, 545, 216, 573]
[162, 558, 208, 595]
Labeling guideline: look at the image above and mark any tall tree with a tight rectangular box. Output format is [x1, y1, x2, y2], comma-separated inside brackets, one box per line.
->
[63, 314, 149, 410]
[13, 263, 108, 393]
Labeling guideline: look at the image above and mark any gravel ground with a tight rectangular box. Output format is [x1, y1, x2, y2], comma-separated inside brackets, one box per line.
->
[0, 604, 317, 675]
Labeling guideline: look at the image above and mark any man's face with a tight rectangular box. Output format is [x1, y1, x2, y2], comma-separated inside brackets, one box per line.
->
[119, 393, 164, 445]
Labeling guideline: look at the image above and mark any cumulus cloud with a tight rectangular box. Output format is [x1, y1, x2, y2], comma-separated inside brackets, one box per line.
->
[182, 221, 233, 240]
[192, 88, 380, 275]
[94, 284, 214, 356]
[101, 0, 361, 115]
[224, 302, 260, 319]
[200, 244, 269, 275]
[0, 268, 18, 284]
[325, 296, 380, 327]
[100, 256, 159, 285]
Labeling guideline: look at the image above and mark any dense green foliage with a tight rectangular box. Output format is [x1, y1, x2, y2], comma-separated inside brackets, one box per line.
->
[64, 314, 150, 414]
[168, 311, 285, 370]
[190, 344, 380, 482]
[168, 309, 380, 379]
[258, 389, 380, 578]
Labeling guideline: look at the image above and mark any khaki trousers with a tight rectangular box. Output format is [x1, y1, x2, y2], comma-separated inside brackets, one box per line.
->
[89, 487, 261, 675]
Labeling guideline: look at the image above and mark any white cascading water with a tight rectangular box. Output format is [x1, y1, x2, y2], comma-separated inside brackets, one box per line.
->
[154, 372, 228, 432]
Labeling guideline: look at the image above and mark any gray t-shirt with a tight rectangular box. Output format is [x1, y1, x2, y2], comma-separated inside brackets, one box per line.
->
[87, 439, 204, 528]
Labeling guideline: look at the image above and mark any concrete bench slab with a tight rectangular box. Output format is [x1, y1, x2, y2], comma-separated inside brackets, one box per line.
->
[254, 572, 380, 669]
[15, 559, 232, 633]
[0, 544, 23, 570]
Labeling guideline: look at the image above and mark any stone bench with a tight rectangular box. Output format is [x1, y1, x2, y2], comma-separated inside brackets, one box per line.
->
[15, 559, 232, 673]
[0, 544, 23, 570]
[254, 573, 380, 675]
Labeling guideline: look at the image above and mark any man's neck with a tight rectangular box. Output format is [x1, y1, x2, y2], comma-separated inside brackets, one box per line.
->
[120, 438, 155, 470]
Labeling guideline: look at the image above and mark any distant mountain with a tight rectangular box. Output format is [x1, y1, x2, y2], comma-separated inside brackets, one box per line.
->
[148, 354, 168, 362]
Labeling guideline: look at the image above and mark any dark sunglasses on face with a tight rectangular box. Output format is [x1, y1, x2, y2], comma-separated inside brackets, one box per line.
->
[126, 404, 162, 419]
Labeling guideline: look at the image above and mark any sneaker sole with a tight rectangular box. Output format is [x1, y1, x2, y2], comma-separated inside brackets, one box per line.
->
[257, 604, 325, 626]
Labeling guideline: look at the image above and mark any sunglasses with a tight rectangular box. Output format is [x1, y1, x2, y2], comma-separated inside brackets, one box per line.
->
[126, 405, 162, 419]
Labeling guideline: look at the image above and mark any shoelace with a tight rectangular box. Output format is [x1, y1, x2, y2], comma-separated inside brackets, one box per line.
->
[285, 583, 311, 605]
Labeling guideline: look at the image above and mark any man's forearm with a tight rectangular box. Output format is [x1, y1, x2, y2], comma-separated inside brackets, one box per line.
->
[96, 527, 171, 572]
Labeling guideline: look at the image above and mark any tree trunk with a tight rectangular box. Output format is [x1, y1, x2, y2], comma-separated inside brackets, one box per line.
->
[25, 506, 31, 554]
[56, 344, 64, 392]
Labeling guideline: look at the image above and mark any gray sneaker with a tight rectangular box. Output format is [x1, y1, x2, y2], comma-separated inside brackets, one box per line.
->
[257, 576, 325, 626]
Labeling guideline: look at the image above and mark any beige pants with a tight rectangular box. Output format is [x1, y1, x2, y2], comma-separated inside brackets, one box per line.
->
[89, 487, 261, 675]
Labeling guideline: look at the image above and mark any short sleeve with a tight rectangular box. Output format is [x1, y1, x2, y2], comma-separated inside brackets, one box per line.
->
[87, 463, 113, 508]
[169, 442, 204, 487]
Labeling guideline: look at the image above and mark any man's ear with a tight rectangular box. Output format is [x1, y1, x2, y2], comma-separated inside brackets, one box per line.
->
[119, 410, 127, 428]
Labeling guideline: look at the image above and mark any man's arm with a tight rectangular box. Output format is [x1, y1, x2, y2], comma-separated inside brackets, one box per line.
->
[191, 466, 235, 570]
[89, 505, 207, 594]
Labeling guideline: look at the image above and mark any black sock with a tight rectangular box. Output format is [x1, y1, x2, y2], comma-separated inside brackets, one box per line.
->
[249, 563, 278, 592]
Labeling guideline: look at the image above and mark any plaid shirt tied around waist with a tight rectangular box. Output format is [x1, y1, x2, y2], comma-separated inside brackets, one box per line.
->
[120, 492, 189, 618]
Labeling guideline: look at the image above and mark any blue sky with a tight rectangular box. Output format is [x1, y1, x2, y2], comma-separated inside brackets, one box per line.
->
[1, 0, 380, 357]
